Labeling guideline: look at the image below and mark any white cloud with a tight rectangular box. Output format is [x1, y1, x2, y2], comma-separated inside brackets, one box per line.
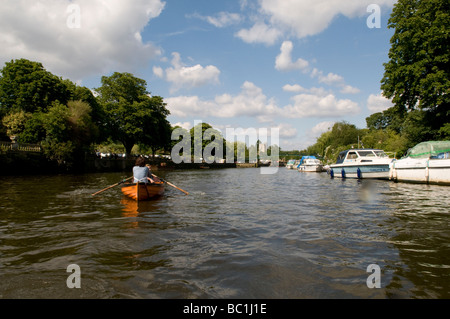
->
[235, 0, 395, 46]
[340, 85, 361, 94]
[206, 12, 242, 28]
[166, 81, 279, 121]
[311, 68, 360, 94]
[276, 42, 359, 95]
[166, 81, 360, 121]
[0, 0, 165, 81]
[283, 84, 307, 93]
[283, 84, 330, 96]
[165, 95, 216, 118]
[295, 120, 335, 150]
[284, 93, 360, 118]
[153, 66, 164, 78]
[273, 123, 298, 139]
[155, 52, 221, 93]
[317, 72, 345, 86]
[275, 41, 309, 72]
[310, 121, 335, 136]
[235, 22, 282, 45]
[172, 122, 193, 130]
[257, 0, 396, 39]
[367, 93, 393, 113]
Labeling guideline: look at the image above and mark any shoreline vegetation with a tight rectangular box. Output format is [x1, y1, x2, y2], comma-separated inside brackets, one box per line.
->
[0, 0, 448, 175]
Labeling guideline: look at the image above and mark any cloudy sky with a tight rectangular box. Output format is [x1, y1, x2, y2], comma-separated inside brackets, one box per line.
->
[0, 0, 397, 150]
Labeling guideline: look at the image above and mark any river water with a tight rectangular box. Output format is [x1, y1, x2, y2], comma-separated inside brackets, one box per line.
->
[0, 167, 449, 299]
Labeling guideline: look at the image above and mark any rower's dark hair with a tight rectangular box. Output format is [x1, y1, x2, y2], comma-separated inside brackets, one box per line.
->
[135, 157, 146, 167]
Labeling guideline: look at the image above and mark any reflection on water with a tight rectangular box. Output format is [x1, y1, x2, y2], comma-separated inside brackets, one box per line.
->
[384, 183, 450, 298]
[0, 169, 449, 299]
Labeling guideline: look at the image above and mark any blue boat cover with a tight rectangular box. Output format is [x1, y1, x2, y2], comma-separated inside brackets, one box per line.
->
[298, 156, 317, 167]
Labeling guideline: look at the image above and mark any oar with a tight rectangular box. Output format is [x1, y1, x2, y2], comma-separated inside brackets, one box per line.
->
[92, 177, 133, 196]
[152, 174, 189, 195]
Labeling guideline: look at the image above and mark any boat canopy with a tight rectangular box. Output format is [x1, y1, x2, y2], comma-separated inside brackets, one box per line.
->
[406, 141, 450, 159]
[300, 156, 316, 163]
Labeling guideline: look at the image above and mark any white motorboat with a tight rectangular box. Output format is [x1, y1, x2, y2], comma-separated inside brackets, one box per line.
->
[389, 141, 450, 185]
[328, 149, 394, 179]
[298, 156, 323, 172]
[286, 159, 296, 169]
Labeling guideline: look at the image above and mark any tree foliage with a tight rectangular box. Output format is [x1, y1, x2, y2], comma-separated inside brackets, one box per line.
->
[2, 110, 32, 137]
[303, 122, 366, 163]
[189, 122, 227, 162]
[0, 59, 100, 167]
[0, 60, 174, 168]
[0, 59, 70, 115]
[95, 72, 171, 156]
[381, 0, 449, 139]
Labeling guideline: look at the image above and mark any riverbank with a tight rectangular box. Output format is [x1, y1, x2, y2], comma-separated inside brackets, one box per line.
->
[86, 157, 237, 173]
[0, 152, 238, 176]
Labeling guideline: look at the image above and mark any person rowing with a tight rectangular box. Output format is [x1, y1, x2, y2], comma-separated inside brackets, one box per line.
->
[133, 157, 155, 184]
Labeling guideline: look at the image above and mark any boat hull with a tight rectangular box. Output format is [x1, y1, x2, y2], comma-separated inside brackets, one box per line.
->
[390, 158, 450, 185]
[121, 182, 165, 201]
[329, 164, 390, 179]
[298, 165, 323, 172]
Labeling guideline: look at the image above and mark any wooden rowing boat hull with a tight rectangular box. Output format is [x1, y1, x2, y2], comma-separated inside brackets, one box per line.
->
[121, 182, 165, 201]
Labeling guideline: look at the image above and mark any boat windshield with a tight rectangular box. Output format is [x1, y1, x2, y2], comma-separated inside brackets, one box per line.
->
[374, 150, 387, 157]
[357, 150, 375, 157]
[336, 151, 347, 164]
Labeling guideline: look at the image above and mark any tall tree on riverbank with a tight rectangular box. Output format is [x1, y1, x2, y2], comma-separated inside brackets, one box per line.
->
[0, 59, 70, 115]
[95, 72, 171, 156]
[380, 0, 450, 141]
[0, 59, 101, 167]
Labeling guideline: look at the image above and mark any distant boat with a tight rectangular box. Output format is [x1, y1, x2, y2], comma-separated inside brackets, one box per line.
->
[389, 141, 450, 186]
[121, 182, 165, 201]
[286, 159, 296, 169]
[328, 149, 394, 179]
[297, 156, 323, 172]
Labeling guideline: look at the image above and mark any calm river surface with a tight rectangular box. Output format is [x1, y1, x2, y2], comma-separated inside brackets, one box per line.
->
[0, 167, 449, 299]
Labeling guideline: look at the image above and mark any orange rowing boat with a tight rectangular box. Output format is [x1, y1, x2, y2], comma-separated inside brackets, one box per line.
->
[121, 182, 165, 201]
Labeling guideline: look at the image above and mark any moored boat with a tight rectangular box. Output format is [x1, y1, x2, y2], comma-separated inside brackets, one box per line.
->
[297, 156, 323, 172]
[286, 159, 296, 169]
[121, 182, 165, 201]
[389, 141, 450, 186]
[328, 149, 394, 179]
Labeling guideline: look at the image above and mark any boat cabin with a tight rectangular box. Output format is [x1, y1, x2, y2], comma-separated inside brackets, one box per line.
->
[336, 149, 387, 164]
[299, 156, 318, 164]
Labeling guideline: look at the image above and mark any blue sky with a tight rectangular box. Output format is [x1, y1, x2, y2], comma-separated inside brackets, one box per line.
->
[0, 0, 397, 150]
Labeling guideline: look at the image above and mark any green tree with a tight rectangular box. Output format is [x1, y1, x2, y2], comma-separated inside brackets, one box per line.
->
[365, 106, 406, 133]
[19, 112, 46, 144]
[63, 79, 106, 141]
[361, 128, 409, 157]
[40, 102, 74, 165]
[301, 122, 367, 163]
[95, 72, 171, 156]
[67, 100, 99, 152]
[38, 101, 98, 167]
[381, 0, 449, 140]
[2, 110, 32, 138]
[329, 122, 362, 148]
[140, 96, 172, 156]
[0, 59, 70, 115]
[189, 122, 226, 163]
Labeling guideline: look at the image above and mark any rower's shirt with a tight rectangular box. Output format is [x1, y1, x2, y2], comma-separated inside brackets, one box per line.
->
[133, 166, 150, 183]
